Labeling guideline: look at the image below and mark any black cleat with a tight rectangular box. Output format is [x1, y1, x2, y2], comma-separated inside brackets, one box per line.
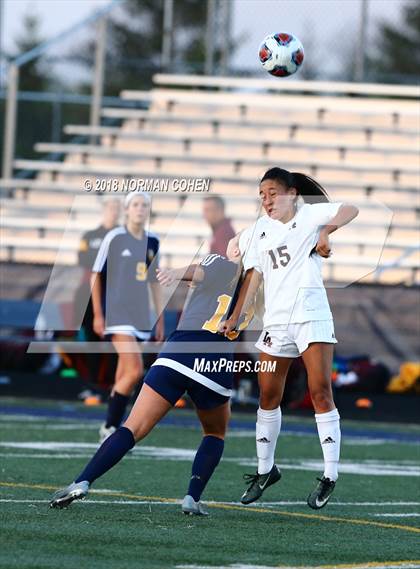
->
[307, 476, 336, 509]
[240, 464, 281, 505]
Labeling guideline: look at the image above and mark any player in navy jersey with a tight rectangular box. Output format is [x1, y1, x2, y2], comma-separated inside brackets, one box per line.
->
[91, 192, 164, 443]
[50, 234, 254, 515]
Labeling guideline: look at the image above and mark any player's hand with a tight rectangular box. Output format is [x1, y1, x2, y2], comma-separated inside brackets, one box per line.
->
[156, 268, 176, 287]
[154, 316, 165, 342]
[218, 317, 238, 336]
[315, 230, 332, 258]
[93, 314, 105, 338]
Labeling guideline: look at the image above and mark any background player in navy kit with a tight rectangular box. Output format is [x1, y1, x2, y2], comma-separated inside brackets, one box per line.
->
[50, 234, 254, 516]
[75, 197, 121, 388]
[78, 197, 122, 276]
[91, 192, 164, 442]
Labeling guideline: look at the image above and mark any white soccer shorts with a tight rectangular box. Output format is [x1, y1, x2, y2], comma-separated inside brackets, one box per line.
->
[255, 320, 337, 358]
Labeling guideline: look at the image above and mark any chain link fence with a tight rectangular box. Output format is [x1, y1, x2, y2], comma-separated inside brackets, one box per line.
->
[228, 0, 413, 82]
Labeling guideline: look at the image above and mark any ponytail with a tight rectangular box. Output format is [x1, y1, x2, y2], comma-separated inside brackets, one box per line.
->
[260, 168, 329, 204]
[291, 172, 330, 204]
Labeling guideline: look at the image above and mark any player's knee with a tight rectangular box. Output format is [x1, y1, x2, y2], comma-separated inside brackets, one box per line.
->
[260, 391, 281, 409]
[124, 420, 147, 442]
[203, 430, 225, 440]
[200, 417, 228, 438]
[310, 385, 334, 413]
[121, 363, 142, 385]
[131, 362, 143, 381]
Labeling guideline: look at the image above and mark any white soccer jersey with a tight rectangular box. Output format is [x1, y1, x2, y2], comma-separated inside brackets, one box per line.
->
[243, 202, 342, 327]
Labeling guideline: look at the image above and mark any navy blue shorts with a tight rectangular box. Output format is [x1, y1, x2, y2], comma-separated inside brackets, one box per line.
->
[144, 363, 230, 410]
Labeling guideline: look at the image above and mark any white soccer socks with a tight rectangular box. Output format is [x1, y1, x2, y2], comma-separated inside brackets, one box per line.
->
[256, 407, 340, 481]
[256, 406, 282, 475]
[315, 408, 341, 481]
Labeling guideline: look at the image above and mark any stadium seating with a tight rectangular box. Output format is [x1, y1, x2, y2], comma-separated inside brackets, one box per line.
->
[1, 75, 419, 284]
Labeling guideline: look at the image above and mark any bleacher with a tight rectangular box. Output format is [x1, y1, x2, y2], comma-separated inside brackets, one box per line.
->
[1, 75, 419, 284]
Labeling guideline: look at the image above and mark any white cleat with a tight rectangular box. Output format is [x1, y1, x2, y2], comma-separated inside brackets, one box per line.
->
[50, 481, 89, 509]
[99, 423, 116, 444]
[182, 495, 209, 516]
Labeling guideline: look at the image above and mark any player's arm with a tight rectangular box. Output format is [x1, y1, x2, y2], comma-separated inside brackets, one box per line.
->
[90, 271, 105, 337]
[149, 282, 165, 342]
[219, 268, 262, 336]
[90, 229, 114, 337]
[316, 203, 359, 258]
[156, 264, 204, 287]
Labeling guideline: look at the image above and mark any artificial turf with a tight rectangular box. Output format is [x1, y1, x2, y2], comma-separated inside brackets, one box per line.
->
[0, 398, 419, 569]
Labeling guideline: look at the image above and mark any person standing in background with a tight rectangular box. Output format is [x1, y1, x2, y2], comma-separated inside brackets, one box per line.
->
[78, 197, 122, 276]
[203, 196, 235, 256]
[75, 197, 121, 389]
[91, 192, 164, 443]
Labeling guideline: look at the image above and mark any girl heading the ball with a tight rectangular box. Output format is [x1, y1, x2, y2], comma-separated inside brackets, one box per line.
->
[220, 167, 358, 509]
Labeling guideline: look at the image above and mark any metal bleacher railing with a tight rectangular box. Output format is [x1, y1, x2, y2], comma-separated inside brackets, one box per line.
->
[1, 4, 419, 286]
[1, 0, 233, 180]
[1, 0, 122, 180]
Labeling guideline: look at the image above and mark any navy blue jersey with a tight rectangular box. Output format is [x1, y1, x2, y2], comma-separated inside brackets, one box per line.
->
[78, 225, 115, 270]
[93, 226, 159, 331]
[151, 254, 253, 397]
[178, 254, 240, 332]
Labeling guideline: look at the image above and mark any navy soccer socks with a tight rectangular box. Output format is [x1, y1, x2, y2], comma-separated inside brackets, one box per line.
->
[187, 435, 224, 501]
[105, 391, 130, 428]
[75, 426, 135, 484]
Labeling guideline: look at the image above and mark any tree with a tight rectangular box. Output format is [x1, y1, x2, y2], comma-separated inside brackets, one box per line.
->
[72, 0, 232, 95]
[13, 12, 55, 92]
[370, 1, 420, 82]
[0, 11, 57, 167]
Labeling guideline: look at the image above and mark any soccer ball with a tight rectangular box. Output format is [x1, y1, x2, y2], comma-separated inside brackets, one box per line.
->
[258, 32, 304, 77]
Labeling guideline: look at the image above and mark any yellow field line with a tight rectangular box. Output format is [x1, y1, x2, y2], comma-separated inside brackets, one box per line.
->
[210, 502, 420, 534]
[275, 562, 420, 569]
[316, 562, 420, 569]
[1, 481, 419, 535]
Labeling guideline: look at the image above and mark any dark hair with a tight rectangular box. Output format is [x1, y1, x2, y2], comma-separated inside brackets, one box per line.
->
[260, 167, 329, 204]
[204, 195, 226, 210]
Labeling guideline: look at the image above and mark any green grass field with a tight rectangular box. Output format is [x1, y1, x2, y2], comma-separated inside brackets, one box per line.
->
[0, 398, 419, 569]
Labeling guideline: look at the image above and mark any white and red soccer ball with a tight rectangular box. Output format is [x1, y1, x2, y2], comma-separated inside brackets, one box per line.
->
[258, 32, 304, 77]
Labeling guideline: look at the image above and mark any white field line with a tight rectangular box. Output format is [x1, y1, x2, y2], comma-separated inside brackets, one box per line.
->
[0, 423, 404, 445]
[0, 417, 419, 446]
[1, 412, 418, 432]
[2, 499, 419, 516]
[0, 499, 174, 505]
[374, 513, 420, 518]
[1, 484, 420, 510]
[0, 423, 100, 430]
[0, 415, 72, 422]
[0, 453, 99, 459]
[2, 482, 419, 509]
[1, 441, 419, 477]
